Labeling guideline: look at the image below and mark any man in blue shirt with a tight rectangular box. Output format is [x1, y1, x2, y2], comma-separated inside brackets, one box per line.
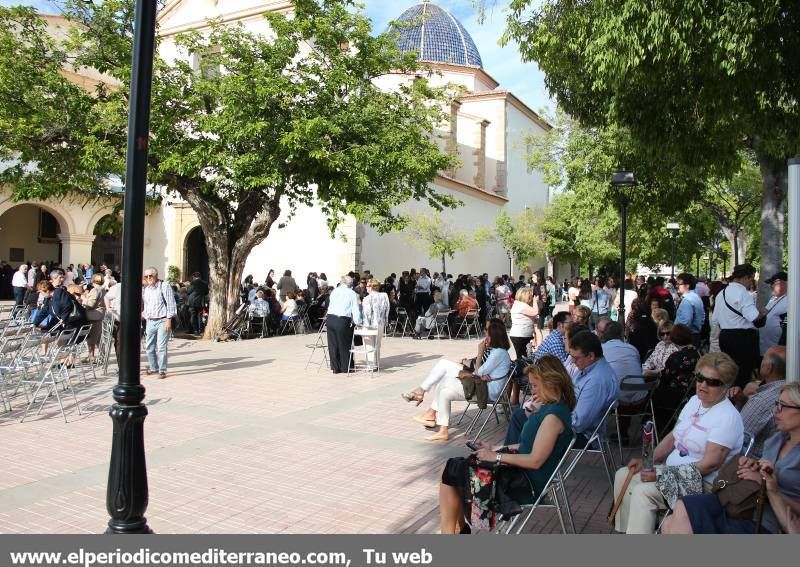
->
[326, 275, 362, 374]
[534, 311, 569, 362]
[503, 330, 617, 448]
[675, 272, 705, 347]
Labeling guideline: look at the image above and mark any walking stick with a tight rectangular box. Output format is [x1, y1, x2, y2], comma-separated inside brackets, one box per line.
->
[608, 466, 636, 525]
[754, 466, 772, 534]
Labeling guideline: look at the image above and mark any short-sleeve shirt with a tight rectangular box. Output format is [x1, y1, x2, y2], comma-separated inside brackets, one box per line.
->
[712, 282, 760, 329]
[518, 401, 574, 496]
[760, 432, 800, 534]
[667, 395, 743, 482]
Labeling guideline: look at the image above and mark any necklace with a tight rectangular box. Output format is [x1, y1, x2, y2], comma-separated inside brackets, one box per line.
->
[694, 404, 714, 417]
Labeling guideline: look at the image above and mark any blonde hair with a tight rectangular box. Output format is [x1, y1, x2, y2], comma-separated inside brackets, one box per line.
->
[525, 355, 577, 410]
[515, 286, 533, 305]
[368, 278, 381, 291]
[651, 308, 669, 326]
[658, 320, 674, 335]
[575, 305, 591, 324]
[67, 284, 83, 297]
[91, 273, 104, 285]
[780, 382, 800, 407]
[696, 352, 739, 388]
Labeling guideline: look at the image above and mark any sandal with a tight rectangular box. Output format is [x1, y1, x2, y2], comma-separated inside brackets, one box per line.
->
[412, 415, 436, 427]
[401, 391, 424, 406]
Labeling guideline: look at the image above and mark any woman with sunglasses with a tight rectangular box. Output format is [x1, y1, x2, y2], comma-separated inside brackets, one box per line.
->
[664, 382, 800, 534]
[652, 323, 701, 430]
[613, 352, 743, 534]
[642, 321, 679, 377]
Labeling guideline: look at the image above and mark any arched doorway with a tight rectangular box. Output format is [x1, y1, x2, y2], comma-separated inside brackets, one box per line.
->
[91, 214, 122, 268]
[0, 204, 62, 267]
[183, 226, 209, 282]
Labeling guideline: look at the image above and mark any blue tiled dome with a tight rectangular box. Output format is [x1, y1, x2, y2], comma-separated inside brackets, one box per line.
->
[391, 2, 483, 68]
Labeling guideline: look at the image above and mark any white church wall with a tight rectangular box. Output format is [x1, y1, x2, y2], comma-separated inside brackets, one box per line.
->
[357, 183, 507, 279]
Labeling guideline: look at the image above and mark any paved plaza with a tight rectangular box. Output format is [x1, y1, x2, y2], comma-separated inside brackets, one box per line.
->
[0, 330, 615, 534]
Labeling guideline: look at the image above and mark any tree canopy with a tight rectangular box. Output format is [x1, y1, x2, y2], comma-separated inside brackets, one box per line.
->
[0, 0, 460, 335]
[504, 0, 799, 301]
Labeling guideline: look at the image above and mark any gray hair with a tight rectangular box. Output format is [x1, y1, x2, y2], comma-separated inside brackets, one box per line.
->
[765, 349, 786, 379]
[600, 320, 624, 343]
[342, 275, 353, 286]
[459, 289, 468, 297]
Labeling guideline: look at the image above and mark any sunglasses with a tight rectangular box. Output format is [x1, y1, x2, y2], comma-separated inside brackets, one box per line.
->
[773, 400, 800, 413]
[144, 274, 156, 279]
[694, 372, 725, 388]
[659, 331, 670, 337]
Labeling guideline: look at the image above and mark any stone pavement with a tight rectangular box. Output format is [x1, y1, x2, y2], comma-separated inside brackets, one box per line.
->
[0, 331, 620, 534]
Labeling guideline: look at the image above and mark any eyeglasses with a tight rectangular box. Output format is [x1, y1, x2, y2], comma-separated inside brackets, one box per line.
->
[694, 372, 725, 388]
[659, 331, 671, 337]
[144, 274, 155, 279]
[773, 400, 800, 413]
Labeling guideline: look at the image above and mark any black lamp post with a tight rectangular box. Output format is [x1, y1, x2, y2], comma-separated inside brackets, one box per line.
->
[506, 249, 512, 277]
[105, 0, 158, 534]
[666, 222, 680, 282]
[611, 170, 636, 332]
[696, 253, 701, 279]
[720, 250, 728, 279]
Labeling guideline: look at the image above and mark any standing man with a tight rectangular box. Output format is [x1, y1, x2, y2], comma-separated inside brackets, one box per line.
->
[414, 268, 432, 317]
[12, 264, 28, 306]
[326, 275, 362, 374]
[759, 271, 787, 355]
[142, 267, 176, 379]
[186, 271, 209, 336]
[712, 264, 764, 389]
[674, 272, 705, 347]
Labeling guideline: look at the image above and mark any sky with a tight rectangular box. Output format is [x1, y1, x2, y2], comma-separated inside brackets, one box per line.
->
[0, 0, 552, 112]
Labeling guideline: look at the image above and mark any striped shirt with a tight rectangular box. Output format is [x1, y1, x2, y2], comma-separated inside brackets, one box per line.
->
[142, 280, 177, 319]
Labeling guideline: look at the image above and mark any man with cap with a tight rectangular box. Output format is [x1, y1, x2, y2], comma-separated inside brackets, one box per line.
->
[711, 263, 766, 388]
[759, 271, 788, 355]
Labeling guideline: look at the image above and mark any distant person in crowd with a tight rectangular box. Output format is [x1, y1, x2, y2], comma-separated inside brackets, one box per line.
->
[81, 273, 106, 362]
[415, 268, 433, 317]
[613, 352, 743, 534]
[653, 323, 701, 429]
[361, 279, 390, 370]
[31, 281, 56, 331]
[568, 277, 580, 317]
[306, 272, 319, 301]
[712, 264, 765, 389]
[413, 289, 449, 338]
[739, 345, 786, 457]
[509, 287, 539, 359]
[509, 311, 570, 407]
[437, 355, 575, 534]
[280, 291, 299, 321]
[573, 305, 591, 327]
[317, 272, 328, 289]
[186, 271, 208, 335]
[12, 264, 28, 306]
[759, 271, 788, 355]
[276, 269, 298, 302]
[646, 276, 676, 319]
[626, 299, 658, 360]
[675, 272, 705, 347]
[589, 276, 610, 329]
[326, 276, 362, 374]
[402, 318, 511, 442]
[265, 269, 276, 289]
[596, 318, 642, 402]
[651, 307, 670, 329]
[141, 267, 177, 379]
[642, 321, 679, 376]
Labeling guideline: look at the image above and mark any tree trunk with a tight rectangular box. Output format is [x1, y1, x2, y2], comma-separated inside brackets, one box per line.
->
[441, 253, 446, 276]
[720, 226, 748, 268]
[756, 153, 788, 306]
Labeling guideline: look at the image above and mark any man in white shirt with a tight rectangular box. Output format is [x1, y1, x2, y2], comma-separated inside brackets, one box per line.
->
[759, 271, 787, 355]
[711, 264, 764, 389]
[11, 264, 29, 306]
[326, 275, 363, 374]
[414, 268, 432, 317]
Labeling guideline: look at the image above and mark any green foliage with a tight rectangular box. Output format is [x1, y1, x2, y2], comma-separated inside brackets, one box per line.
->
[0, 0, 460, 332]
[166, 265, 180, 284]
[405, 211, 490, 273]
[494, 208, 545, 269]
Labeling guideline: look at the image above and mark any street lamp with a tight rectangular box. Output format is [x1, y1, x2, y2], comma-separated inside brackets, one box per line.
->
[106, 0, 158, 534]
[611, 170, 636, 332]
[703, 253, 711, 280]
[666, 222, 680, 282]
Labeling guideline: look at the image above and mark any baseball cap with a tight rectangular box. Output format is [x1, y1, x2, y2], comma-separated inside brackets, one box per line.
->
[765, 271, 787, 284]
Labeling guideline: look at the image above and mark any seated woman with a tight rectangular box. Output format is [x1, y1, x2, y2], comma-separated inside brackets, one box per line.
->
[612, 352, 743, 534]
[663, 382, 800, 534]
[438, 355, 576, 533]
[653, 323, 701, 430]
[280, 291, 298, 321]
[642, 320, 678, 376]
[401, 318, 512, 442]
[572, 305, 591, 327]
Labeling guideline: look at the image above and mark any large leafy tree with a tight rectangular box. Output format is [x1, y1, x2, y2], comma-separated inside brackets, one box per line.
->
[405, 211, 489, 275]
[0, 0, 458, 336]
[494, 208, 545, 273]
[504, 0, 800, 302]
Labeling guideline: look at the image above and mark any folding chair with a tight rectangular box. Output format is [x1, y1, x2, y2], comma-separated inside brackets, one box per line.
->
[305, 319, 329, 372]
[278, 310, 301, 335]
[424, 310, 452, 340]
[348, 327, 379, 376]
[613, 374, 660, 463]
[496, 436, 578, 534]
[658, 373, 697, 434]
[454, 309, 481, 339]
[563, 401, 618, 492]
[20, 334, 82, 423]
[393, 307, 412, 337]
[459, 371, 514, 440]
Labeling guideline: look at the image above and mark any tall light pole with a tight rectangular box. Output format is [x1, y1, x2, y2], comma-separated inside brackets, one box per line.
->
[611, 170, 636, 333]
[106, 0, 158, 534]
[666, 222, 680, 281]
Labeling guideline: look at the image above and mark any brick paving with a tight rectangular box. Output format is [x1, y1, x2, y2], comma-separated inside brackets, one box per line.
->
[0, 329, 627, 534]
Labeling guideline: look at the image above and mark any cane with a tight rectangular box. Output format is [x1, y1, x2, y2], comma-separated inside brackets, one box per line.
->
[608, 466, 636, 525]
[754, 465, 772, 534]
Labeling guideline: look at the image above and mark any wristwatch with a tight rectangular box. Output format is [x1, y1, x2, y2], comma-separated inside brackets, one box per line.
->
[495, 452, 502, 465]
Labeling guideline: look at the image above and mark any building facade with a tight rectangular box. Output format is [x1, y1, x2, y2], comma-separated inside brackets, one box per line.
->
[0, 0, 553, 282]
